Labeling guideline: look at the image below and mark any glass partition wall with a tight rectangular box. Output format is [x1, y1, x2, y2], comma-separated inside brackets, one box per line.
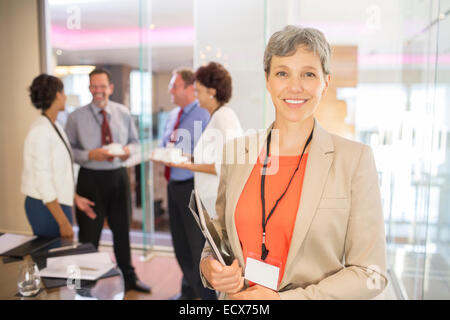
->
[374, 0, 450, 300]
[44, 0, 157, 255]
[422, 0, 450, 300]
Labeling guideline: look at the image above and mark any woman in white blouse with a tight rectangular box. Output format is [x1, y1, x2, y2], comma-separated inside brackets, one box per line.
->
[166, 62, 243, 216]
[22, 74, 96, 238]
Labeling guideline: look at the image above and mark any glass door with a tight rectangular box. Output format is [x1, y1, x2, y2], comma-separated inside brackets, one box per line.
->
[44, 0, 156, 253]
[422, 0, 450, 299]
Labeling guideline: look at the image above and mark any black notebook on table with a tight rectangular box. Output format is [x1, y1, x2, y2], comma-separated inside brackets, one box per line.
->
[1, 236, 60, 259]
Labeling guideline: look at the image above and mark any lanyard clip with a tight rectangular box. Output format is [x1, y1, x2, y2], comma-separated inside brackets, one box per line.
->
[261, 233, 269, 261]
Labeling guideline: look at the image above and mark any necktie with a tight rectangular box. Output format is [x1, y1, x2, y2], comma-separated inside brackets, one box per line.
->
[100, 110, 114, 162]
[165, 108, 184, 181]
[100, 109, 113, 145]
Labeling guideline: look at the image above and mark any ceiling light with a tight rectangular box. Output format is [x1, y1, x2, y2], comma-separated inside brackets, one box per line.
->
[49, 0, 108, 5]
[54, 65, 96, 76]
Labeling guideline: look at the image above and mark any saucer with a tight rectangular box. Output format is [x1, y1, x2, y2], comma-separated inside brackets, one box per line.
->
[170, 156, 189, 164]
[107, 149, 125, 156]
[103, 143, 125, 156]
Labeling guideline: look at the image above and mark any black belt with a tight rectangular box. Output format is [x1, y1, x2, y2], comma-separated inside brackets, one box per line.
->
[169, 178, 194, 185]
[80, 167, 125, 173]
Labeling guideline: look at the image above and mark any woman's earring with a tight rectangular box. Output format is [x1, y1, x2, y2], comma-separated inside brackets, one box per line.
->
[209, 95, 214, 99]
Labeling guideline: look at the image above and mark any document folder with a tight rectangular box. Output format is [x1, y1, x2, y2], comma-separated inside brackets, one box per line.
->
[188, 189, 234, 265]
[1, 236, 59, 258]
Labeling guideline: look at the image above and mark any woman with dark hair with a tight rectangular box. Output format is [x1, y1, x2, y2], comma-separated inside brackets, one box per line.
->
[163, 62, 243, 216]
[21, 74, 96, 238]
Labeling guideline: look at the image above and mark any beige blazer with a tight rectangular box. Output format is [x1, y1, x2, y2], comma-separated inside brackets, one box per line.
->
[200, 119, 388, 299]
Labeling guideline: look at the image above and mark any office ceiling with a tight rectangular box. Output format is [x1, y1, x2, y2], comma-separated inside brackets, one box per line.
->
[49, 0, 450, 72]
[48, 0, 193, 29]
[49, 0, 194, 71]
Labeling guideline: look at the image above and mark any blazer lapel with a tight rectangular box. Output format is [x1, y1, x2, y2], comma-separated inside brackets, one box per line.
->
[280, 119, 335, 289]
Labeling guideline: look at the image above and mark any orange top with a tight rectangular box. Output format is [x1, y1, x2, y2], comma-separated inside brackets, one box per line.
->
[235, 152, 308, 287]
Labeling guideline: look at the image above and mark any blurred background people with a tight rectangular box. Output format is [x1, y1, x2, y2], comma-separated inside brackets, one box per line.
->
[200, 25, 387, 300]
[22, 74, 96, 239]
[166, 62, 243, 217]
[152, 68, 214, 300]
[65, 67, 150, 293]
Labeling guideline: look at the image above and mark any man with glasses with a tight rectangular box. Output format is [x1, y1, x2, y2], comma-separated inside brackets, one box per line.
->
[65, 67, 151, 293]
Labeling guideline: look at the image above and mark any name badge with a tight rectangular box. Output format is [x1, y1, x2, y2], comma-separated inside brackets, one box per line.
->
[244, 257, 280, 291]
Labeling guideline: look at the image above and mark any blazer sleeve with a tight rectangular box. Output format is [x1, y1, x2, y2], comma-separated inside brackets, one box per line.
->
[279, 145, 388, 300]
[29, 126, 58, 204]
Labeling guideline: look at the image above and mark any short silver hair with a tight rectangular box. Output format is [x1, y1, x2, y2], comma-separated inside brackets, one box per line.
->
[264, 25, 331, 76]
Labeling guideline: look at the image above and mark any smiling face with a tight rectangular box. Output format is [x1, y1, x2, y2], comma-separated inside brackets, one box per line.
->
[168, 73, 196, 108]
[266, 46, 330, 125]
[193, 81, 214, 112]
[89, 73, 114, 108]
[168, 73, 184, 106]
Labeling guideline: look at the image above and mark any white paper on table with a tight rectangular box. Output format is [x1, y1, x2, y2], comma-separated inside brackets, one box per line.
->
[39, 252, 116, 281]
[0, 233, 37, 255]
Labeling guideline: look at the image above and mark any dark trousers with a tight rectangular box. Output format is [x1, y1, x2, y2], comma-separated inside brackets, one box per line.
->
[168, 179, 217, 300]
[76, 167, 136, 281]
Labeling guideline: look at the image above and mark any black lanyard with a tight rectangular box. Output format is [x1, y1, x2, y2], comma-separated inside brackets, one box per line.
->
[260, 127, 314, 261]
[42, 113, 75, 181]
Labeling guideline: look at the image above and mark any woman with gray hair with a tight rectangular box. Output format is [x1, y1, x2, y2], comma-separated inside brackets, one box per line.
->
[199, 25, 387, 299]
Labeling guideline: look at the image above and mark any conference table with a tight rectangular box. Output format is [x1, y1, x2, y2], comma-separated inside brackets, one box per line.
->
[0, 236, 124, 300]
